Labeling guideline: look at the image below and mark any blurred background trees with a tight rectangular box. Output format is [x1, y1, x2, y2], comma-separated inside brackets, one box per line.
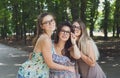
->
[0, 0, 119, 44]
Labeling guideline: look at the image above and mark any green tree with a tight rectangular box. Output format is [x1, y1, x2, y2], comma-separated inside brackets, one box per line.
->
[114, 0, 120, 37]
[86, 0, 99, 37]
[102, 0, 110, 39]
[69, 0, 80, 21]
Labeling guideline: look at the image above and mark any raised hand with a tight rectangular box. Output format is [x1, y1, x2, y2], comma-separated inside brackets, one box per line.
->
[71, 33, 77, 45]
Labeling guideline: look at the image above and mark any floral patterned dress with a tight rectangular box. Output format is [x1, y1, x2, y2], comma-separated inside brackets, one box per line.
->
[49, 48, 80, 78]
[17, 52, 49, 78]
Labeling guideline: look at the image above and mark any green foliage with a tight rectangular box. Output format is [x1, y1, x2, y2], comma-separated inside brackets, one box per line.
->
[0, 0, 119, 40]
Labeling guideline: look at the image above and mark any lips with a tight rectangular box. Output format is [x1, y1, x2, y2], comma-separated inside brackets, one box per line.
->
[62, 35, 67, 38]
[61, 35, 69, 41]
[75, 30, 79, 33]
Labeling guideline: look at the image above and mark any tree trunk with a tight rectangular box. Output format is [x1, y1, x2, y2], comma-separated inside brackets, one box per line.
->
[69, 0, 80, 21]
[89, 0, 99, 37]
[115, 0, 120, 37]
[12, 3, 20, 40]
[103, 0, 110, 39]
[80, 0, 87, 23]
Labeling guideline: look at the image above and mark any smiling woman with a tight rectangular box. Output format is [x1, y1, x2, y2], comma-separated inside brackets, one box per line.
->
[72, 18, 106, 78]
[49, 21, 80, 78]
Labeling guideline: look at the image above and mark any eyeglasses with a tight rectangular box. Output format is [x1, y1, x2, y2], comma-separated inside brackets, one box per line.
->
[72, 25, 81, 30]
[42, 19, 54, 25]
[60, 29, 71, 35]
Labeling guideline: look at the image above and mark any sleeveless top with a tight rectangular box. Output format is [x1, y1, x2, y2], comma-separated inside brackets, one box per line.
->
[17, 43, 55, 78]
[49, 45, 80, 78]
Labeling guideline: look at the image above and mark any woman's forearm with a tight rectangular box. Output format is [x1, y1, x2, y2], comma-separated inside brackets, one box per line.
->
[81, 52, 95, 66]
[48, 62, 68, 70]
[72, 44, 81, 59]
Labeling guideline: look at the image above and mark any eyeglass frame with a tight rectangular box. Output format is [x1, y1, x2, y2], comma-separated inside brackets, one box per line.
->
[72, 25, 81, 30]
[42, 19, 55, 25]
[60, 29, 71, 35]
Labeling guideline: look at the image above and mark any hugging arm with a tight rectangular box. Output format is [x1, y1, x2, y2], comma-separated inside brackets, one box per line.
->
[81, 41, 96, 66]
[41, 38, 75, 72]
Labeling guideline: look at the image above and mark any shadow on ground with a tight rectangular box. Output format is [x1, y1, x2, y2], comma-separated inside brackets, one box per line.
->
[0, 37, 120, 78]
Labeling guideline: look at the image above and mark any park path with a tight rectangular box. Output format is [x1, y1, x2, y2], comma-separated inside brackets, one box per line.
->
[0, 43, 28, 78]
[98, 56, 120, 78]
[0, 43, 120, 78]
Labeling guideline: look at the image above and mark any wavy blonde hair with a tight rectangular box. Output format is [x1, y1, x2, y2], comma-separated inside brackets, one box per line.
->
[73, 19, 99, 60]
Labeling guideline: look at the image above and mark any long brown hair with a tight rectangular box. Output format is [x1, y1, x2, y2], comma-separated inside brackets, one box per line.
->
[54, 21, 72, 57]
[32, 12, 55, 46]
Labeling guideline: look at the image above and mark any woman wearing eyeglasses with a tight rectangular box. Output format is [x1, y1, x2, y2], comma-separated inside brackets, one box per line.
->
[17, 13, 75, 78]
[49, 21, 80, 78]
[71, 19, 106, 78]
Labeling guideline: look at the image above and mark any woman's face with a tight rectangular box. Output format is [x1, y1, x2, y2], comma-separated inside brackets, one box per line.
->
[72, 22, 81, 37]
[41, 15, 56, 32]
[59, 26, 71, 42]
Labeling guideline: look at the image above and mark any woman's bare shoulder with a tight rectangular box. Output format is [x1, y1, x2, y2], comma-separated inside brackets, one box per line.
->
[38, 34, 50, 41]
[38, 34, 51, 45]
[34, 34, 51, 52]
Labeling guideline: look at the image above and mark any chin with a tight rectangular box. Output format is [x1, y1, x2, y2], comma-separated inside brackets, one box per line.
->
[60, 38, 66, 41]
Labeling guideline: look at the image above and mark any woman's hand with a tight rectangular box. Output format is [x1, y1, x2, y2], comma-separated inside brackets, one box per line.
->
[71, 33, 77, 45]
[70, 33, 81, 59]
[67, 66, 75, 72]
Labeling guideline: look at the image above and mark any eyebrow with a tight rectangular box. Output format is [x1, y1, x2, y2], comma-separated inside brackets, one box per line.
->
[61, 29, 70, 31]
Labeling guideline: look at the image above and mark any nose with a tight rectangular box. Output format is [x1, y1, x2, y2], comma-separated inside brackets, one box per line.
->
[64, 32, 68, 34]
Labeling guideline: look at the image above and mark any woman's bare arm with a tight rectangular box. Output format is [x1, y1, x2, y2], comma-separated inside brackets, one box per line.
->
[81, 41, 96, 66]
[70, 33, 81, 59]
[70, 44, 81, 59]
[41, 36, 75, 72]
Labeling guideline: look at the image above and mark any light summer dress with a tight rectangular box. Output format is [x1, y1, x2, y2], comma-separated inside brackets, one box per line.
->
[17, 52, 49, 78]
[77, 40, 106, 78]
[77, 59, 106, 78]
[49, 47, 80, 78]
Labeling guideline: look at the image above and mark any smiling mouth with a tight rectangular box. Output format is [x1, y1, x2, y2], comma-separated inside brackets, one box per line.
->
[62, 36, 68, 39]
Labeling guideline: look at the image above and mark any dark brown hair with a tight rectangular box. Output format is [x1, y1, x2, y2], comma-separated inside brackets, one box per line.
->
[54, 21, 72, 57]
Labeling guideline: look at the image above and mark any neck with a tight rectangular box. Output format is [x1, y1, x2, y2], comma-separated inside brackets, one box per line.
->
[55, 40, 65, 55]
[57, 41, 65, 49]
[45, 31, 53, 38]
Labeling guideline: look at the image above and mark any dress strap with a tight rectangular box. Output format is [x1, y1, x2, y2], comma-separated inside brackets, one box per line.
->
[51, 40, 56, 54]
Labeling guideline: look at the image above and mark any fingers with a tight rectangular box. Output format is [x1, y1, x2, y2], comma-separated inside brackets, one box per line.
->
[71, 33, 76, 39]
[70, 33, 76, 45]
[69, 66, 75, 72]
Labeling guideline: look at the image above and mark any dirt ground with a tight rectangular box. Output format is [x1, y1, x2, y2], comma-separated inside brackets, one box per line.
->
[0, 37, 120, 63]
[0, 37, 120, 78]
[0, 37, 119, 57]
[0, 39, 34, 52]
